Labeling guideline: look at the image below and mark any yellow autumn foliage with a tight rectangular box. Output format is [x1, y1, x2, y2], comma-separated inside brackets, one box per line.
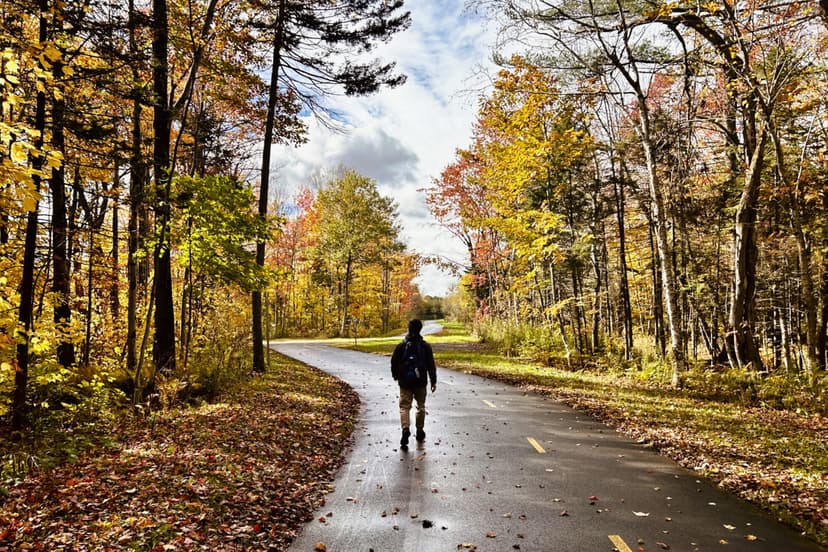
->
[475, 56, 594, 262]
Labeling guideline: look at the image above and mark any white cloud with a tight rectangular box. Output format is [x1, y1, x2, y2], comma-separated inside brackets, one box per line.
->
[270, 2, 497, 297]
[273, 123, 418, 187]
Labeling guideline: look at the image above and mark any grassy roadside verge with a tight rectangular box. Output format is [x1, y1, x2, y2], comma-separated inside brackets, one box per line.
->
[348, 321, 828, 547]
[0, 354, 359, 551]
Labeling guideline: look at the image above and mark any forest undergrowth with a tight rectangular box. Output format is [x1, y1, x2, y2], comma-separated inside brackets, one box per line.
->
[0, 354, 359, 551]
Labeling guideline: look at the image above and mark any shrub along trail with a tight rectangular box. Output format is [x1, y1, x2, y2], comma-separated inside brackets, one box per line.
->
[0, 355, 360, 551]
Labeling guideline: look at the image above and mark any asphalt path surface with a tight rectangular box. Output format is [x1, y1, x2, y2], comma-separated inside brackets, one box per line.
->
[273, 325, 824, 552]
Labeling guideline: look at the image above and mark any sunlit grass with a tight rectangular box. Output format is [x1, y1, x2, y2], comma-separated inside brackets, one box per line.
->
[427, 320, 481, 343]
[343, 319, 479, 355]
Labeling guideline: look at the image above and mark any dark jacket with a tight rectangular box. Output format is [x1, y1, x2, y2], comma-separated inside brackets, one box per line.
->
[391, 333, 436, 389]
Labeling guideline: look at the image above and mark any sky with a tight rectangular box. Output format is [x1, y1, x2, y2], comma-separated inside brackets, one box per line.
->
[269, 2, 498, 297]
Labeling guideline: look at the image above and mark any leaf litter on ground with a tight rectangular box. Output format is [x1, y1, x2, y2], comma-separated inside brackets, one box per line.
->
[0, 353, 359, 551]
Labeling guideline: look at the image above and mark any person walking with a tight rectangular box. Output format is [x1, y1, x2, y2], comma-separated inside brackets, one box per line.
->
[391, 319, 436, 448]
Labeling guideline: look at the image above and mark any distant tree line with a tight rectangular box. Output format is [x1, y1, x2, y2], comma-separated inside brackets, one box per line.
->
[269, 169, 420, 338]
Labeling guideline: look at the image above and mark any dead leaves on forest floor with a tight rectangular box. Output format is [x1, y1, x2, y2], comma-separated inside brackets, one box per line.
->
[0, 355, 360, 551]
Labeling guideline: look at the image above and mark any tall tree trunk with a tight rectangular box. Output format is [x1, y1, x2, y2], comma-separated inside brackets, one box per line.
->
[675, 208, 690, 362]
[564, 183, 584, 355]
[590, 191, 602, 353]
[252, 0, 287, 372]
[599, 13, 684, 384]
[265, 291, 271, 365]
[641, 131, 684, 386]
[716, 86, 739, 366]
[601, 237, 613, 337]
[647, 215, 666, 356]
[179, 265, 191, 366]
[770, 291, 782, 371]
[111, 168, 120, 319]
[729, 128, 766, 371]
[51, 85, 75, 367]
[590, 245, 601, 353]
[12, 0, 48, 431]
[13, 207, 41, 432]
[179, 216, 193, 362]
[819, 185, 828, 370]
[614, 172, 633, 359]
[83, 223, 94, 366]
[781, 271, 794, 371]
[126, 0, 144, 380]
[151, 0, 176, 375]
[570, 262, 583, 355]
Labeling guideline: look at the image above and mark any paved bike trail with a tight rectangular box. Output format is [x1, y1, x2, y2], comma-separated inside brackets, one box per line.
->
[272, 338, 824, 552]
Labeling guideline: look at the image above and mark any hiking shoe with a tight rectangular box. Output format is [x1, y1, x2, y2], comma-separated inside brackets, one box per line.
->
[400, 427, 411, 447]
[415, 429, 426, 442]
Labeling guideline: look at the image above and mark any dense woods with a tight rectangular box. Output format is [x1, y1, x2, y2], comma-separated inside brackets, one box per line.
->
[0, 0, 414, 432]
[431, 0, 828, 404]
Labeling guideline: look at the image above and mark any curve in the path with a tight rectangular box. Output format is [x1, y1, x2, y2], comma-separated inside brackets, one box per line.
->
[272, 341, 824, 552]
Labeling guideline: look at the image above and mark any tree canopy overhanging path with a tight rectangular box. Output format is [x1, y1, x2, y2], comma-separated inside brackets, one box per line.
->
[271, 327, 825, 552]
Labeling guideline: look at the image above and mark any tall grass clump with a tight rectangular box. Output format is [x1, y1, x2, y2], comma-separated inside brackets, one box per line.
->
[475, 319, 567, 364]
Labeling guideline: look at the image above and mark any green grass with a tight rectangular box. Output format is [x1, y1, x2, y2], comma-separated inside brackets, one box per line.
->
[348, 320, 482, 353]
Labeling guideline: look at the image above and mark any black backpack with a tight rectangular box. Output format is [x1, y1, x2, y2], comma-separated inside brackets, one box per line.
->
[399, 339, 423, 388]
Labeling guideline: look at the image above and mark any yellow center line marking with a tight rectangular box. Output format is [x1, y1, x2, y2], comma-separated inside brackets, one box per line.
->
[482, 400, 497, 408]
[608, 535, 633, 552]
[527, 437, 546, 454]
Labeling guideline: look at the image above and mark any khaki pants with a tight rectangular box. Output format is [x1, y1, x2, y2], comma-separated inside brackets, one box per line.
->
[399, 386, 427, 430]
